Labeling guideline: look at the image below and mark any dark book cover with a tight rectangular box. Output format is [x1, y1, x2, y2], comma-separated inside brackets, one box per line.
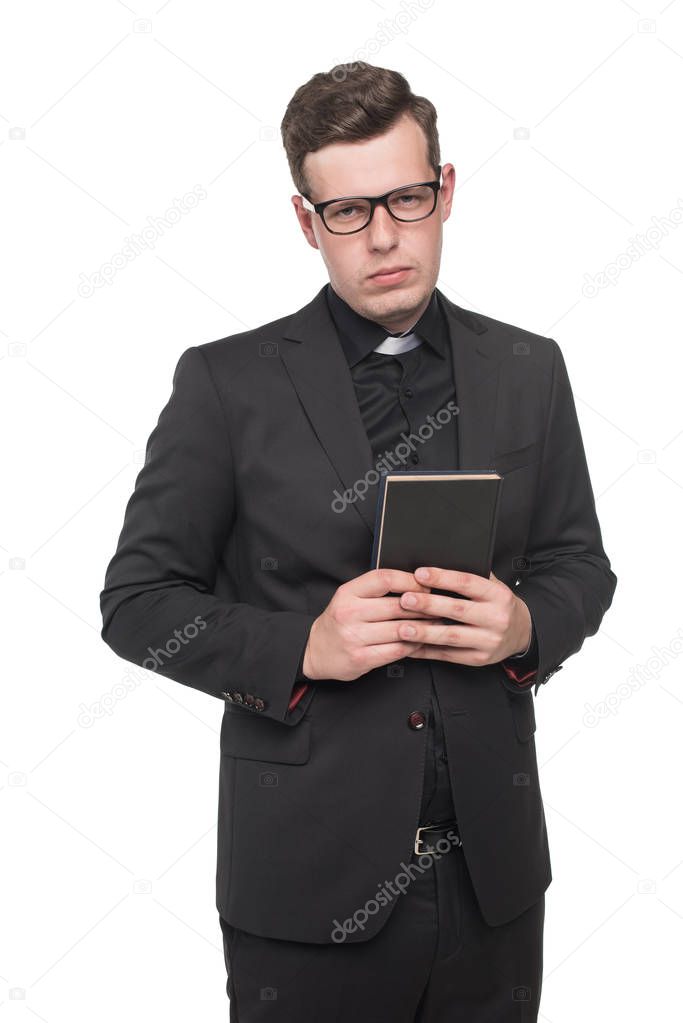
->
[370, 469, 503, 599]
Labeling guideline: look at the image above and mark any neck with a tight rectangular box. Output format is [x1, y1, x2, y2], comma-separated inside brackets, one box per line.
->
[375, 294, 431, 335]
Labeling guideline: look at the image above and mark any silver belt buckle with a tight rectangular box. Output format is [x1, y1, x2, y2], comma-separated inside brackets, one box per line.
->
[414, 822, 461, 856]
[415, 823, 441, 856]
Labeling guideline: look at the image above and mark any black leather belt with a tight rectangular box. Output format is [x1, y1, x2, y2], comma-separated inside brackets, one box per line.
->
[414, 818, 462, 856]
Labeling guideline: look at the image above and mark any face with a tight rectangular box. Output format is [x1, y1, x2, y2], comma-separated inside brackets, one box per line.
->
[292, 113, 455, 333]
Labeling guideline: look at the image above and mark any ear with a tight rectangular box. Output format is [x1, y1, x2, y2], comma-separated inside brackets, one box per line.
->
[291, 195, 319, 250]
[439, 163, 456, 222]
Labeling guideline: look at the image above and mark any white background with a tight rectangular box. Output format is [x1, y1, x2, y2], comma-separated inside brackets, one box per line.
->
[1, 0, 681, 1019]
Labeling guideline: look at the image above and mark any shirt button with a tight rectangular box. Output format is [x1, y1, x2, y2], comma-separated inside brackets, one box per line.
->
[408, 710, 426, 730]
[403, 388, 414, 398]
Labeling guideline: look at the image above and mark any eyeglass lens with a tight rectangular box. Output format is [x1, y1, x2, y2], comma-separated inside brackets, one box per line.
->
[323, 183, 436, 233]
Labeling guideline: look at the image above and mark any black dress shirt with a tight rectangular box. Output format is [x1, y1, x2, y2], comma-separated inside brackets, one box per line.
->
[293, 283, 538, 823]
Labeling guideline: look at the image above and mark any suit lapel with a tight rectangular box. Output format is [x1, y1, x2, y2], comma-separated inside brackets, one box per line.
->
[279, 285, 502, 538]
[437, 289, 501, 477]
[280, 286, 378, 534]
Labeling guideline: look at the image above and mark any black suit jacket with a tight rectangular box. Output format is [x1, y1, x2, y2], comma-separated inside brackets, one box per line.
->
[100, 284, 617, 943]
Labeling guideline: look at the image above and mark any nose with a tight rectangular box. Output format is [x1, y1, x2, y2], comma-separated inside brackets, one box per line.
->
[365, 203, 399, 251]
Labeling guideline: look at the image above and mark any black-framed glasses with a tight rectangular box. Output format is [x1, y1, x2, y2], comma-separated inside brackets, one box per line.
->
[301, 166, 442, 235]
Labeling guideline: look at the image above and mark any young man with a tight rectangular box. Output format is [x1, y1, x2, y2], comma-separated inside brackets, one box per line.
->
[100, 62, 617, 1021]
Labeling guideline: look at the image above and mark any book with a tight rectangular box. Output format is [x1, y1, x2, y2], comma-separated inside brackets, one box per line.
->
[370, 469, 503, 602]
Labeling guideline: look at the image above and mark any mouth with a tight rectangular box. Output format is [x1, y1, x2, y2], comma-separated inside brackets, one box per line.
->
[368, 266, 413, 286]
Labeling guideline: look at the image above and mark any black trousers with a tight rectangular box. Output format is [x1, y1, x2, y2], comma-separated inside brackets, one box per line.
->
[219, 839, 544, 1022]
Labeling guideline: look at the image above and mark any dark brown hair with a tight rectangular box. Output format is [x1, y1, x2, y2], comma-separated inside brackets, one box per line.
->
[280, 62, 440, 198]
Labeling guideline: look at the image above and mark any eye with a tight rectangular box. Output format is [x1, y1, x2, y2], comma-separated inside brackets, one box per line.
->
[333, 204, 363, 219]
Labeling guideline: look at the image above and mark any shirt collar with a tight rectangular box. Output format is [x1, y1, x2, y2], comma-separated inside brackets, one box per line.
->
[325, 283, 447, 368]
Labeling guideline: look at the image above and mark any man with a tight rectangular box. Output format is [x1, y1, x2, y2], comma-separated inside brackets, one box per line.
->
[100, 62, 617, 1021]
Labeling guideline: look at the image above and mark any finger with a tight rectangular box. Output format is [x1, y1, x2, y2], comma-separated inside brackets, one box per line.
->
[349, 568, 432, 599]
[360, 596, 440, 622]
[406, 644, 487, 666]
[398, 590, 487, 625]
[348, 619, 443, 647]
[396, 620, 486, 648]
[413, 567, 492, 601]
[361, 640, 427, 672]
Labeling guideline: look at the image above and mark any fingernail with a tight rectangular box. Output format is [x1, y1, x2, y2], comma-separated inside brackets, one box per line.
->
[415, 567, 430, 581]
[402, 593, 417, 607]
[401, 624, 416, 637]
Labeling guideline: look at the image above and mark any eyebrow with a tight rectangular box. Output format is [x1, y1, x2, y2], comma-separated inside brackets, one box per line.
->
[305, 173, 438, 204]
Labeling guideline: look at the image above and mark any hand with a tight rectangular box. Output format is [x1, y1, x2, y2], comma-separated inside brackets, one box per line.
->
[396, 567, 532, 668]
[302, 568, 438, 682]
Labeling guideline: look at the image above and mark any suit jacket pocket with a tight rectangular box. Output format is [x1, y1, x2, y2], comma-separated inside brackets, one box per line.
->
[220, 707, 312, 764]
[506, 689, 537, 743]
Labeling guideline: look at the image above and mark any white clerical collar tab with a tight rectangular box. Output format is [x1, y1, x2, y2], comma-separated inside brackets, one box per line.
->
[373, 331, 423, 355]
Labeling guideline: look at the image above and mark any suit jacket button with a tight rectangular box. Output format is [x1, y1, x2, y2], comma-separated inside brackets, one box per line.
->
[232, 692, 243, 703]
[221, 692, 233, 702]
[244, 693, 255, 706]
[408, 711, 426, 730]
[254, 698, 266, 712]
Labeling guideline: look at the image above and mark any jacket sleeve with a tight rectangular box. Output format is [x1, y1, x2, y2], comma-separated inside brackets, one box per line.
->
[501, 616, 539, 690]
[99, 346, 316, 725]
[501, 338, 617, 698]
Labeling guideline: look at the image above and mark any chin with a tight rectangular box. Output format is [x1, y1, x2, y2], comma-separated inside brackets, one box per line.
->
[364, 280, 428, 317]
